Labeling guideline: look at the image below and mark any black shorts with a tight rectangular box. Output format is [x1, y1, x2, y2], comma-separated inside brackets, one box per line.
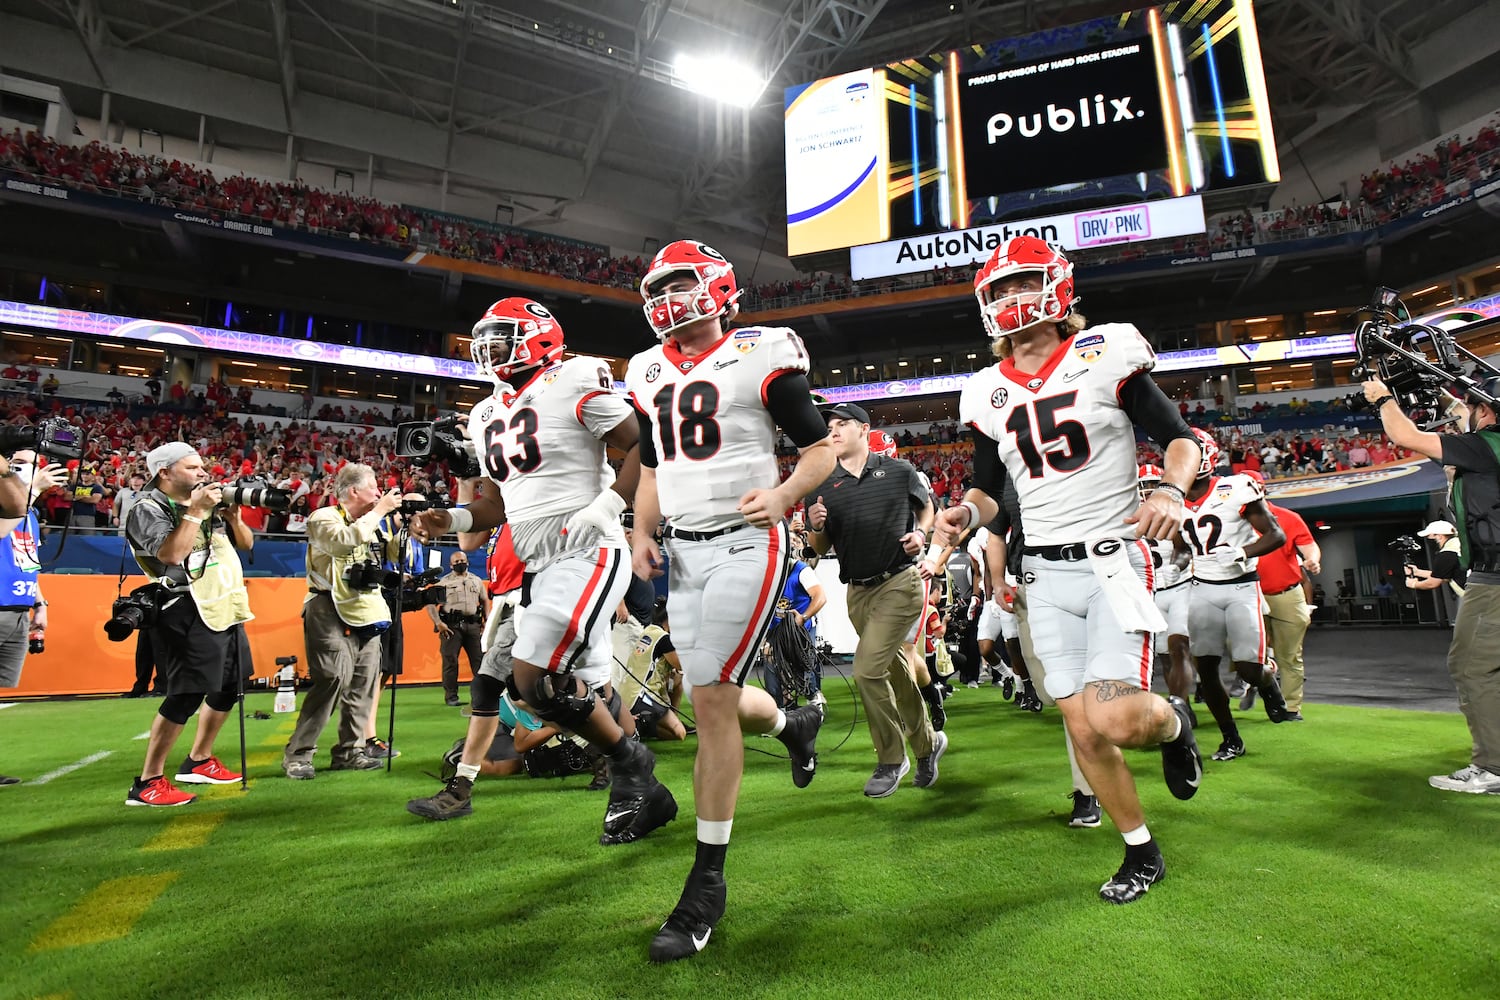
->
[631, 693, 669, 739]
[149, 594, 252, 697]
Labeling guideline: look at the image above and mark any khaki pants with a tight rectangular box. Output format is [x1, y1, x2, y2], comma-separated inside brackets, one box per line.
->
[1445, 582, 1500, 774]
[845, 567, 934, 765]
[285, 593, 383, 765]
[1264, 586, 1312, 712]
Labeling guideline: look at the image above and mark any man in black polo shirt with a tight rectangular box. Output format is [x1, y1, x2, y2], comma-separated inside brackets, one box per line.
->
[806, 403, 945, 797]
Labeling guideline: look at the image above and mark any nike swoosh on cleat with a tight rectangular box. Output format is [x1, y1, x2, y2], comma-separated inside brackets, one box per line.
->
[691, 930, 711, 951]
[604, 807, 635, 825]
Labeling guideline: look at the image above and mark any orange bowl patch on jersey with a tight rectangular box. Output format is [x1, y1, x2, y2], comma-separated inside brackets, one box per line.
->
[1073, 333, 1106, 363]
[733, 329, 762, 354]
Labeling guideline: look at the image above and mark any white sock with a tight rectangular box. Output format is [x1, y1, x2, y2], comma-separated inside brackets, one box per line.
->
[1121, 824, 1152, 847]
[455, 763, 480, 781]
[697, 818, 733, 845]
[1063, 720, 1093, 797]
[1166, 710, 1183, 743]
[766, 710, 786, 737]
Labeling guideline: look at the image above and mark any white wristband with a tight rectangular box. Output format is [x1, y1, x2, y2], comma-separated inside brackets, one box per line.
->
[924, 541, 946, 566]
[447, 506, 474, 534]
[182, 514, 204, 525]
[961, 501, 982, 532]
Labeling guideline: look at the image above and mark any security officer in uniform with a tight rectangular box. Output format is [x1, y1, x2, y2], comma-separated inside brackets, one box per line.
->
[1365, 375, 1500, 794]
[429, 551, 490, 707]
[805, 403, 944, 798]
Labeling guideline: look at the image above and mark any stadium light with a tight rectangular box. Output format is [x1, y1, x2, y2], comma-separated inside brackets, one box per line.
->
[674, 54, 765, 107]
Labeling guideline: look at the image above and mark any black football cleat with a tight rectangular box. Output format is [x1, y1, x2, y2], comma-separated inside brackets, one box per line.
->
[777, 702, 824, 789]
[1259, 672, 1293, 723]
[1099, 849, 1166, 904]
[649, 868, 727, 963]
[1160, 696, 1203, 801]
[603, 741, 657, 837]
[1211, 737, 1246, 762]
[599, 780, 677, 846]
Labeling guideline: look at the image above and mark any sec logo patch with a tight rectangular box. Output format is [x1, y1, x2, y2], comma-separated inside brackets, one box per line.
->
[645, 363, 661, 383]
[990, 387, 1008, 408]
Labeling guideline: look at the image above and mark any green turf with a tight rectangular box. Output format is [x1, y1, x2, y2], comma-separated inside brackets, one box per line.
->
[1, 682, 1498, 1000]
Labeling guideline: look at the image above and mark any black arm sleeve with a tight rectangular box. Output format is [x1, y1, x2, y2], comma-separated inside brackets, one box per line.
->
[634, 405, 658, 469]
[1119, 371, 1196, 449]
[764, 372, 829, 448]
[968, 429, 1008, 498]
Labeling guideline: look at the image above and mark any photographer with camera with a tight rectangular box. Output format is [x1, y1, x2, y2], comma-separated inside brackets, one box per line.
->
[1363, 376, 1500, 794]
[281, 463, 403, 779]
[427, 551, 489, 708]
[1405, 521, 1467, 609]
[0, 449, 67, 786]
[122, 443, 254, 806]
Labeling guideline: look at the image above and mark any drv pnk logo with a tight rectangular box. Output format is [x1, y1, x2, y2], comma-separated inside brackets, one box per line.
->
[987, 94, 1144, 143]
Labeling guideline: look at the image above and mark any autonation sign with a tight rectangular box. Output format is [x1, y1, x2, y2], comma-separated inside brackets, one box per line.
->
[849, 194, 1205, 280]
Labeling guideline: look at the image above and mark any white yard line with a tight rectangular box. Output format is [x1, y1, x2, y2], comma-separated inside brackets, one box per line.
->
[132, 731, 152, 740]
[31, 750, 112, 785]
[0, 703, 17, 710]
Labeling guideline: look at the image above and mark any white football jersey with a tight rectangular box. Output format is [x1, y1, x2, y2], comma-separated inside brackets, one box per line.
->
[1144, 538, 1190, 589]
[465, 355, 630, 531]
[1180, 473, 1266, 581]
[625, 326, 810, 533]
[961, 323, 1156, 547]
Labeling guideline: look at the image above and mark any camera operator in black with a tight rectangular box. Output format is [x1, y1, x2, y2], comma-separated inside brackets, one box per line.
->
[428, 552, 490, 707]
[282, 463, 403, 779]
[123, 443, 255, 807]
[1364, 375, 1500, 794]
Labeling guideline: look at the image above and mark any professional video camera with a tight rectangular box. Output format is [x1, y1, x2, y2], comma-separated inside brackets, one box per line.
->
[103, 582, 168, 642]
[398, 497, 452, 518]
[1346, 286, 1500, 422]
[1389, 534, 1425, 571]
[344, 560, 400, 591]
[0, 416, 84, 461]
[400, 567, 446, 612]
[394, 415, 480, 479]
[219, 479, 294, 511]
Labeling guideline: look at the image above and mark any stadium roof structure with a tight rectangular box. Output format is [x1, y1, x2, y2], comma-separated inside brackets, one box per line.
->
[0, 0, 1496, 259]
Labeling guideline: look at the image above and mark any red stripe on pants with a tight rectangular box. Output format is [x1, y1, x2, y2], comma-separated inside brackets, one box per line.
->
[548, 549, 609, 671]
[719, 527, 782, 683]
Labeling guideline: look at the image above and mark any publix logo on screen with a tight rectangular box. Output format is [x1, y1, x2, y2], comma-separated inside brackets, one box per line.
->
[987, 94, 1145, 143]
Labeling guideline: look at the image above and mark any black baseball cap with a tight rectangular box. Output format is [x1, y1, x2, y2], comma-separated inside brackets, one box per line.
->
[821, 402, 871, 424]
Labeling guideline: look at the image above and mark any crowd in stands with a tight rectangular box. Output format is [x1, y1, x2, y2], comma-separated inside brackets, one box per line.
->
[1, 395, 462, 535]
[0, 129, 648, 291]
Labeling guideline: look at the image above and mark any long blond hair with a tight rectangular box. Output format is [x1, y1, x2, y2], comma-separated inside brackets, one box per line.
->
[990, 312, 1088, 360]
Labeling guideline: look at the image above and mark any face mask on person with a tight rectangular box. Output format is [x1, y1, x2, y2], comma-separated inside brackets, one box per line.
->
[452, 563, 468, 575]
[10, 463, 32, 485]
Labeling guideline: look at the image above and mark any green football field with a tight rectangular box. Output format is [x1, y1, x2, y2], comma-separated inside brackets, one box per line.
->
[2, 680, 1497, 1000]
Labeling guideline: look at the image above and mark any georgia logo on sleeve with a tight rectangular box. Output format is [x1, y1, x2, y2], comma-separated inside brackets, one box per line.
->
[990, 387, 1008, 408]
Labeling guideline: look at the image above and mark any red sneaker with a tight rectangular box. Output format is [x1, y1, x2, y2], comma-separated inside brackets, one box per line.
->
[174, 756, 242, 785]
[126, 776, 197, 807]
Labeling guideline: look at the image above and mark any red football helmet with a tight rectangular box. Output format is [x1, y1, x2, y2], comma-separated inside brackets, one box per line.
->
[1138, 463, 1163, 501]
[973, 236, 1077, 339]
[640, 240, 741, 340]
[470, 298, 565, 384]
[1191, 427, 1220, 479]
[869, 429, 897, 458]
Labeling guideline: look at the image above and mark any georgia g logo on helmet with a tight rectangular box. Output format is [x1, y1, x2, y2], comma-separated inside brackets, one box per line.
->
[470, 297, 566, 385]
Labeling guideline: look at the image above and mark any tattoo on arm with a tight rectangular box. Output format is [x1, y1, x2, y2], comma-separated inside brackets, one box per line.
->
[1093, 680, 1146, 703]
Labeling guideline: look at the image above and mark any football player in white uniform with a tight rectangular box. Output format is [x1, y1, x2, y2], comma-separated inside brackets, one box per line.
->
[1179, 428, 1291, 762]
[409, 298, 676, 845]
[928, 236, 1203, 904]
[1138, 464, 1197, 727]
[625, 240, 835, 962]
